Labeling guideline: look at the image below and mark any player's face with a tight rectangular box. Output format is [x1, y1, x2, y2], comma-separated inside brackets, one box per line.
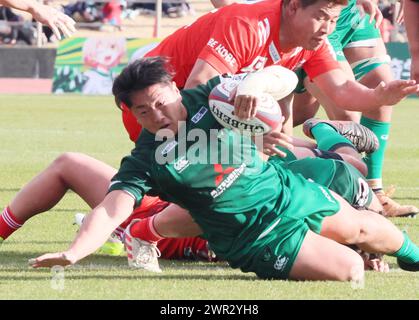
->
[129, 82, 186, 137]
[292, 0, 342, 50]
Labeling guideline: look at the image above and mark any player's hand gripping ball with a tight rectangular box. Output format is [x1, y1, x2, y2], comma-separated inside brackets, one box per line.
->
[209, 81, 282, 136]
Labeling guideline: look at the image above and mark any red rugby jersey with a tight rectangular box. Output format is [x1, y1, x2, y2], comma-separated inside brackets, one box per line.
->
[123, 0, 338, 142]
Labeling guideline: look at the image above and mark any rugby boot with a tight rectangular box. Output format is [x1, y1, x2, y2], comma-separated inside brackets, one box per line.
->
[375, 188, 418, 218]
[125, 219, 162, 272]
[303, 118, 379, 154]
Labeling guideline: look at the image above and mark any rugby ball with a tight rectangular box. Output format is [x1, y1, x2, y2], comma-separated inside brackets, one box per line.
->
[208, 81, 282, 135]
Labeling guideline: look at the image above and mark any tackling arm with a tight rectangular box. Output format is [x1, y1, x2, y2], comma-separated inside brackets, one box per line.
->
[184, 59, 223, 89]
[30, 190, 135, 267]
[313, 69, 419, 111]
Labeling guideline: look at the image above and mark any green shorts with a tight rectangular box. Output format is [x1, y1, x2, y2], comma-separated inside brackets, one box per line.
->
[329, 14, 381, 62]
[294, 14, 383, 93]
[239, 160, 341, 280]
[269, 156, 373, 209]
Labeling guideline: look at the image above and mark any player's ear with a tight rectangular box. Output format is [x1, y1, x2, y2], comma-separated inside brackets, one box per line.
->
[288, 0, 300, 15]
[171, 81, 181, 94]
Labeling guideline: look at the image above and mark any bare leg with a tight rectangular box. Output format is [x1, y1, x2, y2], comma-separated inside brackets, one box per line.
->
[344, 41, 393, 123]
[291, 145, 367, 177]
[153, 204, 202, 238]
[366, 193, 384, 214]
[9, 152, 116, 222]
[304, 60, 361, 122]
[278, 94, 294, 135]
[321, 191, 404, 254]
[292, 91, 320, 127]
[289, 230, 364, 281]
[344, 42, 394, 191]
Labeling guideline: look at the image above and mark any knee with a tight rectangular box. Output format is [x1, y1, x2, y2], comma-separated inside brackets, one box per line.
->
[52, 152, 81, 170]
[50, 152, 83, 180]
[350, 158, 368, 177]
[341, 252, 365, 282]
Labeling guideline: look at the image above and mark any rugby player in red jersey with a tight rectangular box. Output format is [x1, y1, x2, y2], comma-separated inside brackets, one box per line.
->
[122, 0, 418, 142]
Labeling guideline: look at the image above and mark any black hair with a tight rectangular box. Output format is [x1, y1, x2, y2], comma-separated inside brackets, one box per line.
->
[112, 56, 174, 109]
[283, 0, 348, 8]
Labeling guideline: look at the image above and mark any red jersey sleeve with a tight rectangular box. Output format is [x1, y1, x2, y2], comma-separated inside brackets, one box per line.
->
[198, 16, 259, 75]
[302, 40, 339, 80]
[122, 105, 142, 142]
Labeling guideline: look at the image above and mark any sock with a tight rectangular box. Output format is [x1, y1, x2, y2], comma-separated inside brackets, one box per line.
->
[129, 216, 164, 243]
[361, 116, 391, 189]
[0, 206, 23, 240]
[311, 123, 356, 151]
[391, 232, 419, 264]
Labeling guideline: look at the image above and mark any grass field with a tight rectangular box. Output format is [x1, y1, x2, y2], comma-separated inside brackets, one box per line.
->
[0, 95, 418, 300]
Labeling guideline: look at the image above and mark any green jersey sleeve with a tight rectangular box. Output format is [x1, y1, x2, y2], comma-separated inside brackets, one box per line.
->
[108, 130, 158, 207]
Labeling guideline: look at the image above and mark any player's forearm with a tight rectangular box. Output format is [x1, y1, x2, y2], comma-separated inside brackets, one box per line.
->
[184, 59, 222, 89]
[66, 192, 134, 262]
[0, 0, 39, 14]
[66, 209, 119, 262]
[404, 0, 419, 53]
[331, 80, 382, 111]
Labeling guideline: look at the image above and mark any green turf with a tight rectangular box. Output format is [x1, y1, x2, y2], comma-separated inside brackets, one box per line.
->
[0, 95, 418, 299]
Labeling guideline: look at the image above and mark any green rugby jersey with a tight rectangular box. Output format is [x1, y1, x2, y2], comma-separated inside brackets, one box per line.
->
[109, 76, 337, 268]
[328, 0, 361, 47]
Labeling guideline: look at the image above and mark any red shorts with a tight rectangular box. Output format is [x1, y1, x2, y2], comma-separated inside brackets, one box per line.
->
[117, 195, 213, 261]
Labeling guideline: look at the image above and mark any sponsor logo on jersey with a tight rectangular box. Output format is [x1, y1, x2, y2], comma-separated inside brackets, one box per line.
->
[289, 47, 303, 58]
[258, 18, 270, 47]
[160, 140, 178, 156]
[173, 156, 190, 173]
[381, 134, 389, 140]
[219, 73, 248, 84]
[207, 38, 237, 68]
[214, 163, 235, 186]
[273, 255, 289, 271]
[210, 163, 246, 198]
[292, 59, 306, 71]
[318, 185, 336, 204]
[262, 246, 273, 262]
[191, 106, 208, 124]
[217, 81, 240, 98]
[269, 41, 281, 63]
[240, 56, 268, 73]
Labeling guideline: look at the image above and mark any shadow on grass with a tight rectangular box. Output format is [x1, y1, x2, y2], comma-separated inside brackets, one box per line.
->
[5, 241, 71, 245]
[390, 196, 419, 201]
[0, 251, 256, 281]
[1, 250, 230, 268]
[0, 272, 256, 282]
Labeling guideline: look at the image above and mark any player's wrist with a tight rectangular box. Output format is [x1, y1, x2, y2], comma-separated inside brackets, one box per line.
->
[63, 251, 78, 265]
[372, 83, 385, 106]
[26, 2, 41, 17]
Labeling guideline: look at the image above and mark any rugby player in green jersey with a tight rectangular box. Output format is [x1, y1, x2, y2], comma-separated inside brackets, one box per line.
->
[292, 0, 418, 216]
[30, 57, 419, 280]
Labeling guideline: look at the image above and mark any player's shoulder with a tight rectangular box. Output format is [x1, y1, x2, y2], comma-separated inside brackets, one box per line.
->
[134, 129, 159, 153]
